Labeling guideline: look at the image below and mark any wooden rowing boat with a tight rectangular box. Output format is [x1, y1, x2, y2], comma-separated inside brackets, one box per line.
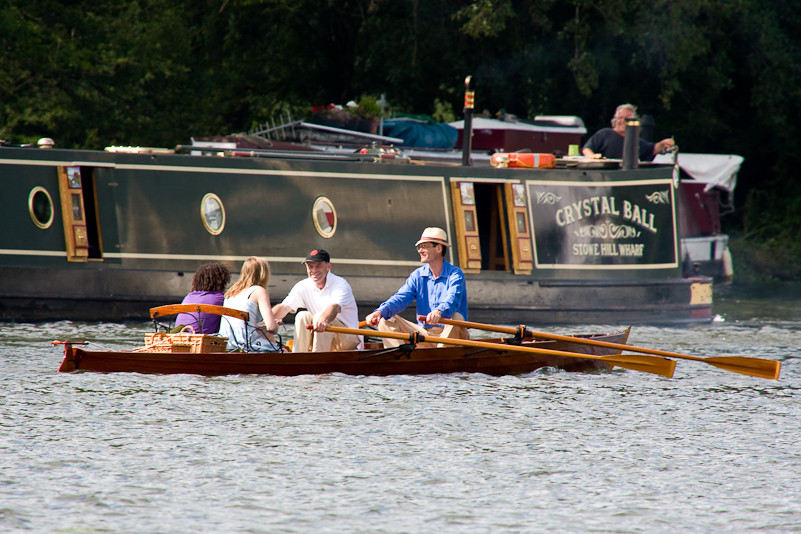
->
[55, 330, 630, 377]
[54, 304, 634, 377]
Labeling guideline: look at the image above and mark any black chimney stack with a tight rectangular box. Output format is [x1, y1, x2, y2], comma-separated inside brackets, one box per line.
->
[622, 118, 640, 170]
[461, 76, 474, 167]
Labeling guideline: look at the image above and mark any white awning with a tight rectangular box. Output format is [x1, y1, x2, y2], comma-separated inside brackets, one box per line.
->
[653, 153, 743, 193]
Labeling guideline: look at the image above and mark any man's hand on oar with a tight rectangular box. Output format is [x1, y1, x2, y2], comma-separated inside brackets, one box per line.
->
[425, 317, 781, 380]
[317, 325, 676, 378]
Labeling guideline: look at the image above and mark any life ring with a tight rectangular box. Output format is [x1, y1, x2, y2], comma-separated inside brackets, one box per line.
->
[491, 152, 556, 169]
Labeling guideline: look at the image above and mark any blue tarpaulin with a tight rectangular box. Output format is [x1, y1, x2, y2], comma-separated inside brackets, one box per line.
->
[382, 119, 458, 148]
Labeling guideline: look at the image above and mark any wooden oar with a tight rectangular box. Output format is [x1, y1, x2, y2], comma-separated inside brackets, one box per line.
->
[428, 317, 781, 380]
[320, 325, 676, 378]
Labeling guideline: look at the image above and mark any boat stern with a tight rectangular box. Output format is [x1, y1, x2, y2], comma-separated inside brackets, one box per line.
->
[53, 340, 86, 372]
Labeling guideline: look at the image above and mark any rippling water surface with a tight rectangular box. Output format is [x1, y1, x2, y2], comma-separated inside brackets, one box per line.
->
[2, 284, 800, 533]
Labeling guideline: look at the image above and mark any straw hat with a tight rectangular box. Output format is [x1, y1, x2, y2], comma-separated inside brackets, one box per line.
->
[415, 227, 450, 248]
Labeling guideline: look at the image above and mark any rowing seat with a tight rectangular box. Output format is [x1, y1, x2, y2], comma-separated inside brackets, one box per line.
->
[149, 304, 249, 333]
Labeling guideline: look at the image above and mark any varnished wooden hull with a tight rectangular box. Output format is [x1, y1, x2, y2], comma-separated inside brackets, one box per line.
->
[58, 331, 630, 377]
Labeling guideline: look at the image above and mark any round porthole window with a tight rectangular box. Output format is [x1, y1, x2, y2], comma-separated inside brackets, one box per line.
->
[29, 187, 54, 229]
[201, 193, 225, 235]
[312, 196, 337, 238]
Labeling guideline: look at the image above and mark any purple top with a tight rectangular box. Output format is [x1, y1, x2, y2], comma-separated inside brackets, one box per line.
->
[174, 291, 225, 334]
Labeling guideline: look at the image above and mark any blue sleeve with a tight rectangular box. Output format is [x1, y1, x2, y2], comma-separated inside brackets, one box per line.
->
[436, 265, 466, 318]
[378, 270, 420, 319]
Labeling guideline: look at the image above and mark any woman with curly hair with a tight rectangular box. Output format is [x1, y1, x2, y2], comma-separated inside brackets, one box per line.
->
[174, 262, 231, 333]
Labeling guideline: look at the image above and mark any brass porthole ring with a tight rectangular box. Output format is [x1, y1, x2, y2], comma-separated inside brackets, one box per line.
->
[201, 193, 225, 235]
[312, 196, 337, 238]
[29, 187, 54, 229]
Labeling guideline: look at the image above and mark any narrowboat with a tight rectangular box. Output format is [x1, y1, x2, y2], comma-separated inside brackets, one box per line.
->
[1, 118, 724, 324]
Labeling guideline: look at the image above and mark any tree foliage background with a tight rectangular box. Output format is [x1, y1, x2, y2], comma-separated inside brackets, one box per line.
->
[2, 0, 801, 278]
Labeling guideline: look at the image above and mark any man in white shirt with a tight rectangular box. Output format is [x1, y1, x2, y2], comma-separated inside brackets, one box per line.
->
[272, 249, 362, 352]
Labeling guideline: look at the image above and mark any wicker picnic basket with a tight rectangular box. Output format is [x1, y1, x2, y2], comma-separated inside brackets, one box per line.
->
[135, 326, 228, 353]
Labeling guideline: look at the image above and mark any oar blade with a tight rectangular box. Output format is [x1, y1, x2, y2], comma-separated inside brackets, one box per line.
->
[602, 355, 676, 379]
[706, 356, 781, 380]
[431, 317, 782, 380]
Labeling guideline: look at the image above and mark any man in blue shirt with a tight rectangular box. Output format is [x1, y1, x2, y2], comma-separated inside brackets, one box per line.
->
[365, 227, 469, 348]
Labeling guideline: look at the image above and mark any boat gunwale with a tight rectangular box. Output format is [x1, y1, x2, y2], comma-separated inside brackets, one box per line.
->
[57, 330, 631, 377]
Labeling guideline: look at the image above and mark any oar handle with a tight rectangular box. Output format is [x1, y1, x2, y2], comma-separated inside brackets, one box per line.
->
[316, 325, 420, 342]
[417, 315, 518, 335]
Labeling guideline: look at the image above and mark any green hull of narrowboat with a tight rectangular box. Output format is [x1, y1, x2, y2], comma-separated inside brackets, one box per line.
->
[0, 146, 711, 324]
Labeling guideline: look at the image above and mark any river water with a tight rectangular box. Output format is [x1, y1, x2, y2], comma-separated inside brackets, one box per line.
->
[1, 284, 799, 533]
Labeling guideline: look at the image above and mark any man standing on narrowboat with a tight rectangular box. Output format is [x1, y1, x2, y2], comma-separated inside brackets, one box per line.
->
[582, 103, 675, 160]
[365, 227, 469, 348]
[272, 249, 363, 352]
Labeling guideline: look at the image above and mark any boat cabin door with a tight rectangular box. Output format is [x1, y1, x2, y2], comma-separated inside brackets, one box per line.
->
[450, 181, 533, 274]
[57, 166, 103, 262]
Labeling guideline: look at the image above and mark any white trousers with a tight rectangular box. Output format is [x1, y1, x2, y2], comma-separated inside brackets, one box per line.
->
[377, 312, 468, 348]
[293, 311, 360, 353]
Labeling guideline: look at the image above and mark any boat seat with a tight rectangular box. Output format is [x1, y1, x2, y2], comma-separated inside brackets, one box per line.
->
[149, 304, 249, 333]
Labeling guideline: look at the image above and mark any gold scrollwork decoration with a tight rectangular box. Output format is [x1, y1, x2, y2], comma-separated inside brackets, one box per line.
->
[574, 222, 640, 239]
[536, 191, 562, 205]
[645, 190, 670, 204]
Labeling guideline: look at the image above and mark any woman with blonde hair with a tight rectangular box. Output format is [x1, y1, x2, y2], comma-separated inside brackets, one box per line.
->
[219, 257, 280, 351]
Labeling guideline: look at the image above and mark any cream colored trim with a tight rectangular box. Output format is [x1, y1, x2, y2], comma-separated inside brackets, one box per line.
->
[526, 178, 675, 188]
[102, 252, 421, 266]
[0, 249, 67, 257]
[0, 248, 421, 266]
[532, 263, 679, 270]
[440, 180, 454, 264]
[0, 158, 445, 182]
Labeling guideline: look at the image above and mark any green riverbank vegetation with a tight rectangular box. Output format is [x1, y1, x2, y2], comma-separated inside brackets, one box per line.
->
[727, 184, 801, 282]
